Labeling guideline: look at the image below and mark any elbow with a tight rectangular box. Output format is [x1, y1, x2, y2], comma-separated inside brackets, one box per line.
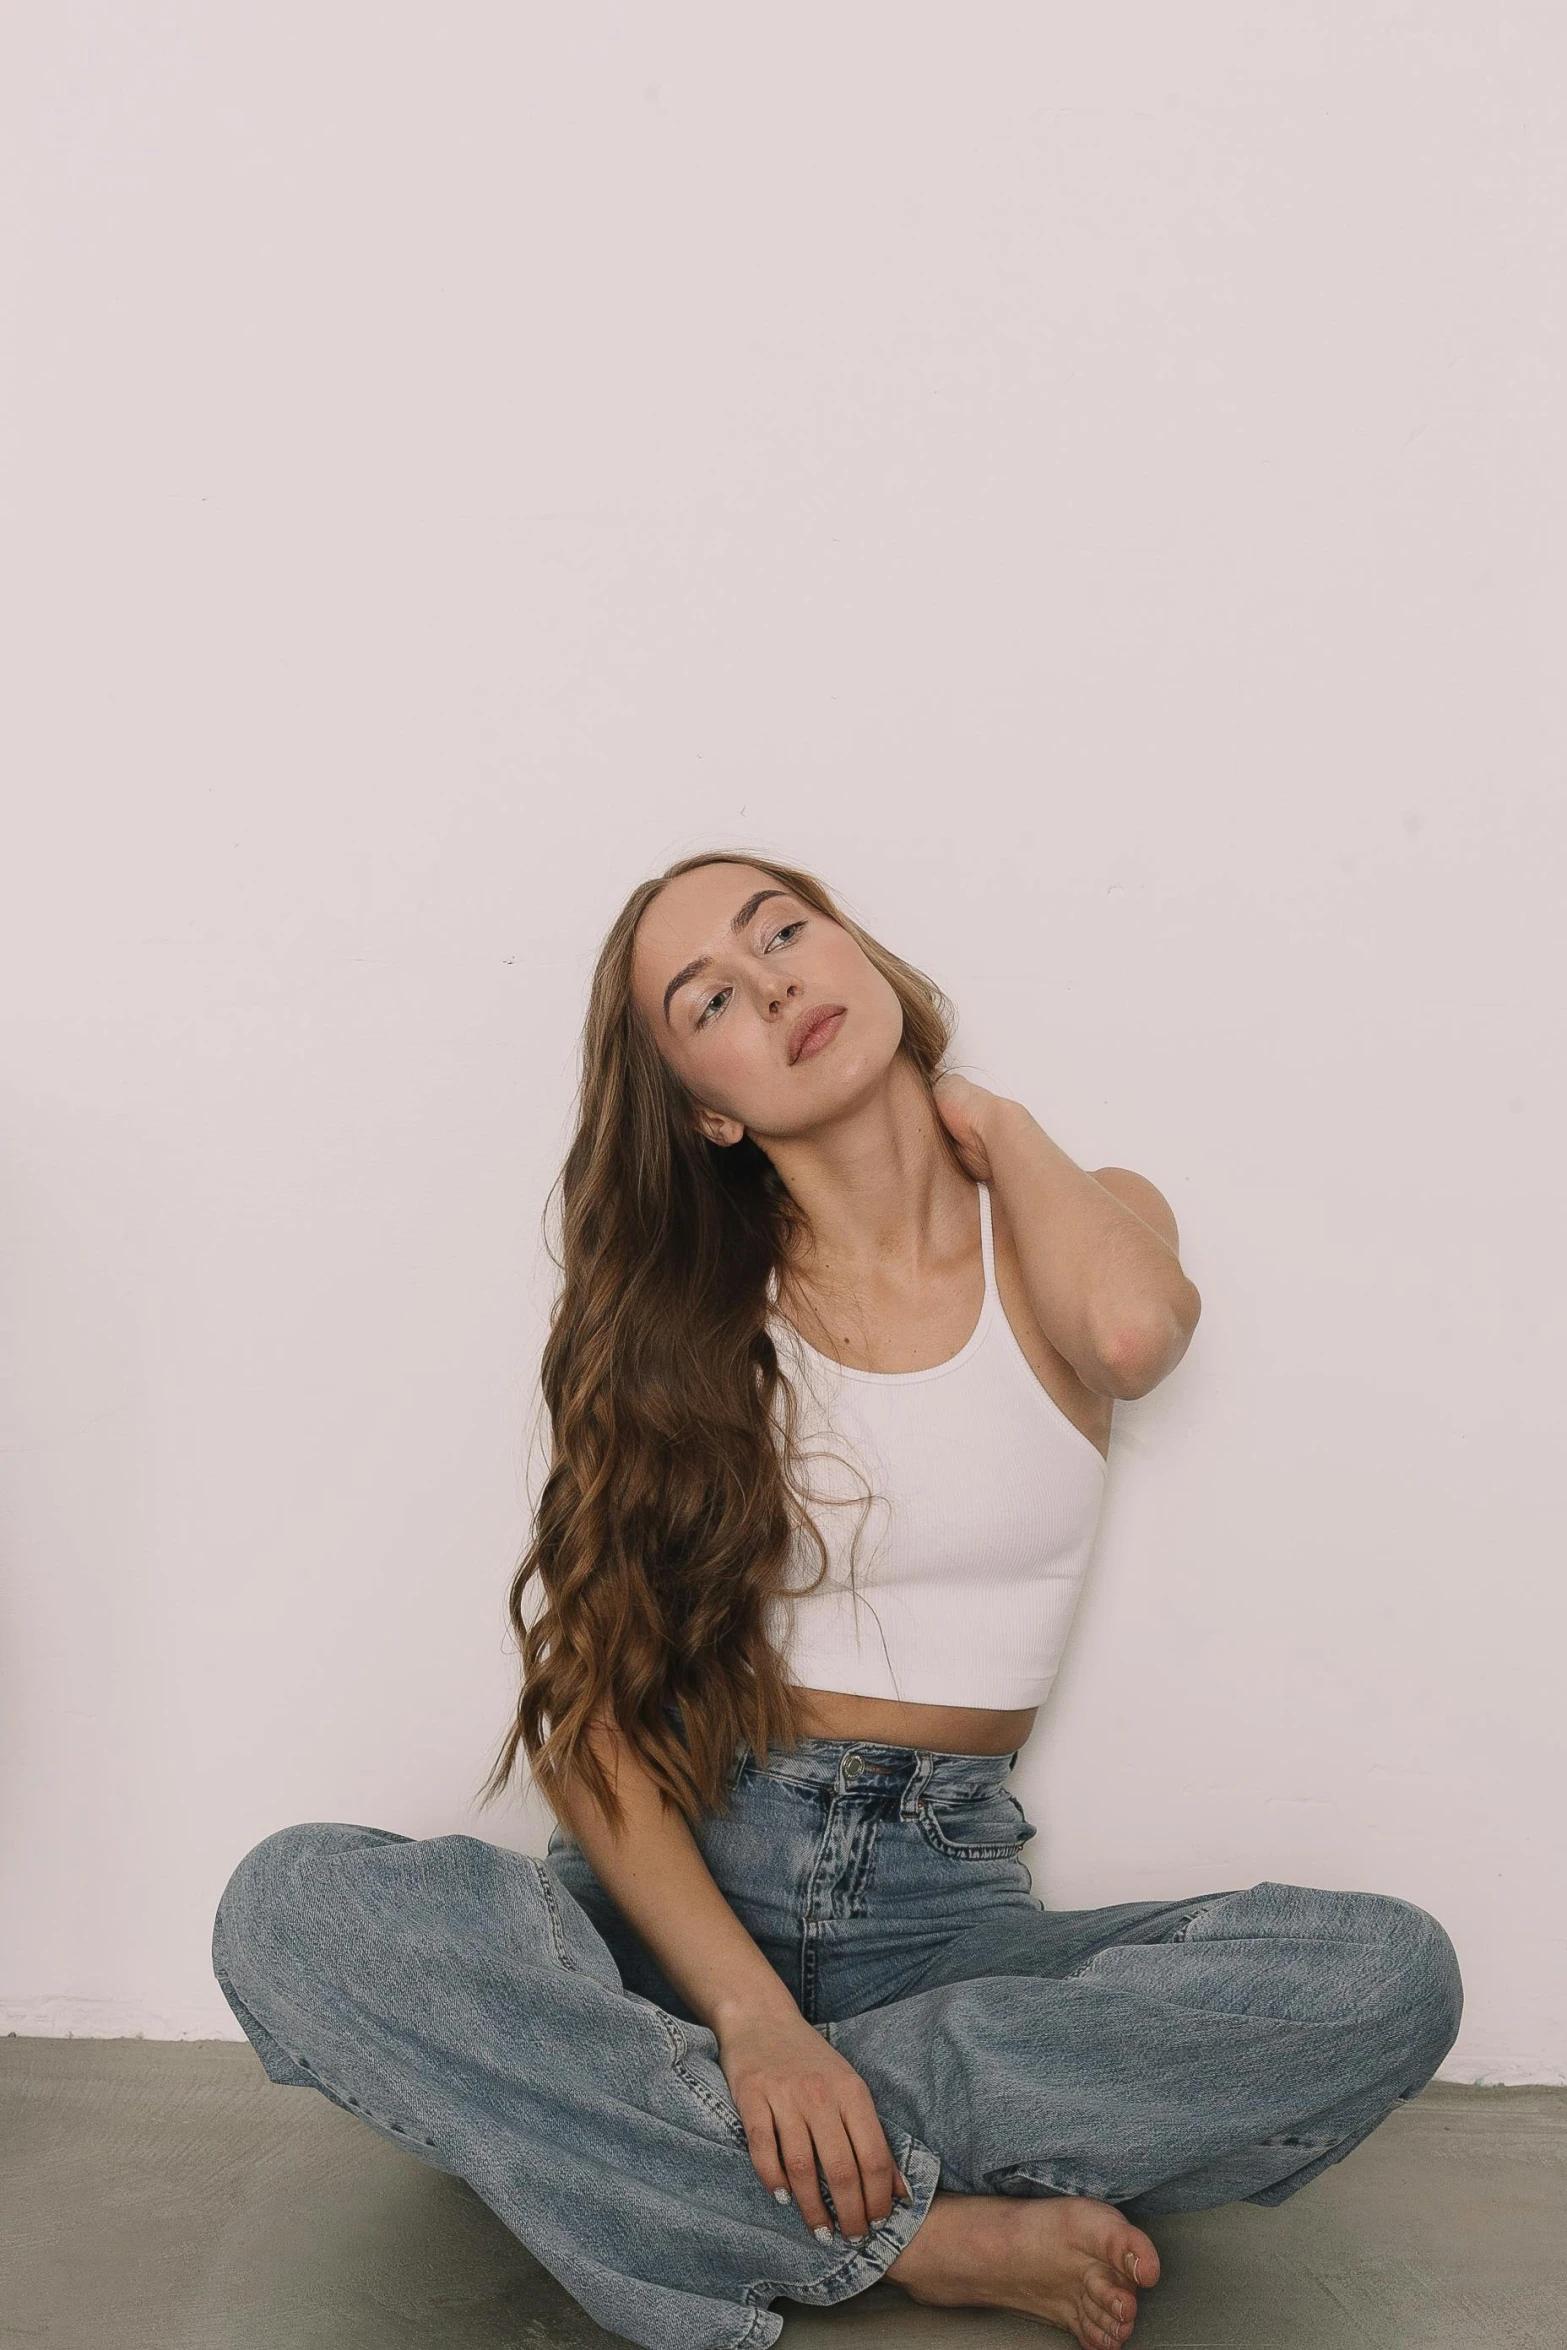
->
[1095, 1280, 1202, 1399]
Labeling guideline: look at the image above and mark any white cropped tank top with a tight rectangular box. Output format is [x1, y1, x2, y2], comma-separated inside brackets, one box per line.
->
[764, 1182, 1108, 1710]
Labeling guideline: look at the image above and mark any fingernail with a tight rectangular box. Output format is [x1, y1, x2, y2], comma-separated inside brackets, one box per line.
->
[773, 2186, 791, 2204]
[813, 2223, 834, 2244]
[1124, 2252, 1141, 2283]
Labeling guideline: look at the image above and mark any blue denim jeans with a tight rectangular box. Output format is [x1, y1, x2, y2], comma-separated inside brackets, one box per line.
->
[212, 1735, 1462, 2350]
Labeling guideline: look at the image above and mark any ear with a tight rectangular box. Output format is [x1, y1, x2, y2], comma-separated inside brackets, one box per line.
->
[696, 1110, 746, 1149]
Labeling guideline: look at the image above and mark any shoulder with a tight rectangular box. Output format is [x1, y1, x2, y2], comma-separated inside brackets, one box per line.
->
[1086, 1166, 1181, 1254]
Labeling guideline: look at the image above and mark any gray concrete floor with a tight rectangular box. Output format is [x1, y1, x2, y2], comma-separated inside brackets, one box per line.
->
[3, 2039, 1564, 2348]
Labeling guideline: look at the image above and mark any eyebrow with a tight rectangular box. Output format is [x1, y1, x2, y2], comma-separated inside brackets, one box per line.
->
[662, 889, 793, 1025]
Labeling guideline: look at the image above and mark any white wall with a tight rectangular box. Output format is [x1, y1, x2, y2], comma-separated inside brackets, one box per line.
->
[2, 4, 1562, 2080]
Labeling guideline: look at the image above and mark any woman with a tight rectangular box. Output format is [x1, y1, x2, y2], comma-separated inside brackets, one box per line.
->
[212, 850, 1462, 2350]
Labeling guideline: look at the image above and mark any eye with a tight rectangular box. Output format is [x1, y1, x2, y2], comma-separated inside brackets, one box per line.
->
[694, 919, 806, 1028]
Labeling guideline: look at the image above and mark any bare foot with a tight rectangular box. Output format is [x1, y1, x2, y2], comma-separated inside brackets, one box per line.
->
[885, 2188, 1160, 2349]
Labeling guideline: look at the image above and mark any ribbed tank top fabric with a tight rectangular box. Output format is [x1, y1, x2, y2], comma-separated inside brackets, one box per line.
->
[763, 1181, 1108, 1710]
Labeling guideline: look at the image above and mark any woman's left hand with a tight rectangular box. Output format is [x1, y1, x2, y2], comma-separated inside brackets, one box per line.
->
[932, 1071, 1015, 1183]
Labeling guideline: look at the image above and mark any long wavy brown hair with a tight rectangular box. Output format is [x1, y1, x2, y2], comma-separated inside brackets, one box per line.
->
[476, 848, 960, 1836]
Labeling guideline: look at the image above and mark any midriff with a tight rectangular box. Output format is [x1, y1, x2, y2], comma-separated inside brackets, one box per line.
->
[791, 1685, 1038, 1758]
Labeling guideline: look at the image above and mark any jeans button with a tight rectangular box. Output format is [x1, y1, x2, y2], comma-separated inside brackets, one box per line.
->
[843, 1752, 863, 1781]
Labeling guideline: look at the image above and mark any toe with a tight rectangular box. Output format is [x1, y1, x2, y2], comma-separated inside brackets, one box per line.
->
[1082, 2280, 1135, 2347]
[1085, 2269, 1135, 2328]
[1062, 2197, 1160, 2294]
[1114, 2224, 1160, 2289]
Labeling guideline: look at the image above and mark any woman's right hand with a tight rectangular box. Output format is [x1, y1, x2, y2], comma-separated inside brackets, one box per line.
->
[715, 2002, 914, 2242]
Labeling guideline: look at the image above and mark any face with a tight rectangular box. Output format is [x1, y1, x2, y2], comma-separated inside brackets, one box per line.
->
[630, 863, 905, 1147]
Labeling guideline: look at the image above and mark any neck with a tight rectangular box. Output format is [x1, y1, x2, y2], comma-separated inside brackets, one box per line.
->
[758, 1055, 975, 1288]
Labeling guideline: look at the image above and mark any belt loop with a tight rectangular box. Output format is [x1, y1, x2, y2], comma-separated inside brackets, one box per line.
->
[899, 1750, 933, 1818]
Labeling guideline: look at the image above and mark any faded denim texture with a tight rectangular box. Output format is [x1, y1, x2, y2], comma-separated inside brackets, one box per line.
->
[212, 1735, 1462, 2350]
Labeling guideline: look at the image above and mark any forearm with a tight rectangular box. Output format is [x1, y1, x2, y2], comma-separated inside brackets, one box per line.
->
[981, 1102, 1201, 1396]
[552, 1731, 798, 2034]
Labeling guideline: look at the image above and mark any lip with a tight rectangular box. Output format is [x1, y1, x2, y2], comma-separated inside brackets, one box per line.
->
[788, 1004, 847, 1064]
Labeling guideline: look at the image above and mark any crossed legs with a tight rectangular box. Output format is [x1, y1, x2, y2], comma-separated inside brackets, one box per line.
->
[213, 1830, 1461, 2350]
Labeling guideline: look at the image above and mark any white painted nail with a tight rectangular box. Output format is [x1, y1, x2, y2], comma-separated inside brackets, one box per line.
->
[813, 2223, 834, 2244]
[773, 2186, 791, 2204]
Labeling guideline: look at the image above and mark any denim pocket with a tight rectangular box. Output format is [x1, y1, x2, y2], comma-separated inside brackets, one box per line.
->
[916, 1788, 1036, 1861]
